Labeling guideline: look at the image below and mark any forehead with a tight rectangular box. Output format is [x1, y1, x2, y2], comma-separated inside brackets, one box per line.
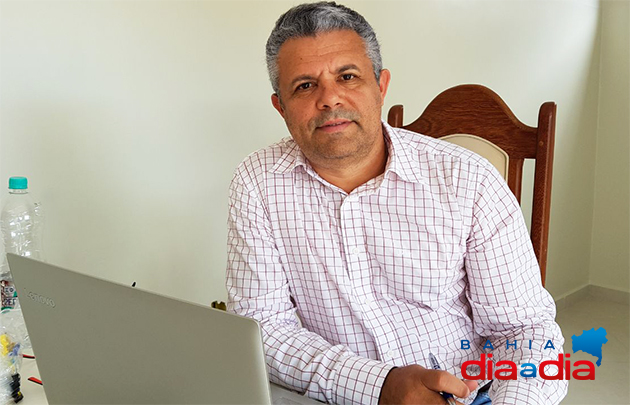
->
[276, 30, 371, 80]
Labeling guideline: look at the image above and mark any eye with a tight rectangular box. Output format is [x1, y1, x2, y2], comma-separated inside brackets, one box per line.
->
[341, 73, 355, 81]
[296, 82, 312, 92]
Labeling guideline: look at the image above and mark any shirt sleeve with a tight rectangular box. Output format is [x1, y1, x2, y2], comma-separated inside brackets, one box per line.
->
[225, 171, 392, 404]
[465, 163, 568, 404]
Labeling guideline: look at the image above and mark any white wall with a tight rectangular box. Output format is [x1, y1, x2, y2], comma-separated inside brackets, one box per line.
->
[589, 0, 630, 293]
[0, 0, 604, 304]
[357, 0, 603, 299]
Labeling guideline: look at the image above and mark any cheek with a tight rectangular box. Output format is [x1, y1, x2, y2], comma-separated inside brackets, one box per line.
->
[347, 88, 381, 111]
[369, 86, 385, 107]
[285, 105, 313, 128]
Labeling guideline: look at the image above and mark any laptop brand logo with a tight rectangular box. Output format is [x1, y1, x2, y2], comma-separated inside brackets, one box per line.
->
[26, 291, 56, 308]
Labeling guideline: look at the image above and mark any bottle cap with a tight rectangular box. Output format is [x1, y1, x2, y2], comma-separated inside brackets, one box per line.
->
[8, 177, 28, 190]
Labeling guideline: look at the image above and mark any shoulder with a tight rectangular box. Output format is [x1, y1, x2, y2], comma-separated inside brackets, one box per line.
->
[393, 127, 491, 169]
[231, 137, 297, 187]
[390, 126, 497, 186]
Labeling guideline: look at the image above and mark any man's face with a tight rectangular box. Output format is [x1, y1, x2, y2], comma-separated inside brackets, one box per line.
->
[271, 30, 390, 170]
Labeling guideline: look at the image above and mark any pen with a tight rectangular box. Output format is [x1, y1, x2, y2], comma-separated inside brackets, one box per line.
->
[428, 352, 457, 405]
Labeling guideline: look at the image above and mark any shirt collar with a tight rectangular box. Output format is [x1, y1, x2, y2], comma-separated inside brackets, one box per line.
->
[269, 138, 309, 175]
[382, 121, 425, 185]
[269, 120, 426, 185]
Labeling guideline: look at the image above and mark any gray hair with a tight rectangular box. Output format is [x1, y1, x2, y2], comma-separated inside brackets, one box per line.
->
[266, 1, 383, 95]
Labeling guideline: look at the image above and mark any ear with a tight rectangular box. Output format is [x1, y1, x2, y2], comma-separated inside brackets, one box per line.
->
[377, 69, 391, 105]
[271, 93, 285, 118]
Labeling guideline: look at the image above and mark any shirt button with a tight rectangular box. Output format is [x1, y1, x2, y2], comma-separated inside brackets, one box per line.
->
[351, 247, 359, 255]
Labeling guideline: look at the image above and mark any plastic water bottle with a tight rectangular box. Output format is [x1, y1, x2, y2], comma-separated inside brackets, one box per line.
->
[0, 177, 36, 403]
[0, 177, 44, 346]
[1, 176, 43, 259]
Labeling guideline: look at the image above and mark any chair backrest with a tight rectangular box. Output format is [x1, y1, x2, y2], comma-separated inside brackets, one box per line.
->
[387, 84, 556, 286]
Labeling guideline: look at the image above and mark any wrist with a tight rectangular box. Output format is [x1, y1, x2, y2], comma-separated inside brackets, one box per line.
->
[378, 367, 399, 404]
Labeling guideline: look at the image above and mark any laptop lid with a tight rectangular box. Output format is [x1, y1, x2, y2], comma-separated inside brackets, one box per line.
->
[7, 254, 272, 405]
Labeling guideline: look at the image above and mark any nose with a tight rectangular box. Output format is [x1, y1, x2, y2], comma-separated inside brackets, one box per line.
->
[316, 81, 343, 110]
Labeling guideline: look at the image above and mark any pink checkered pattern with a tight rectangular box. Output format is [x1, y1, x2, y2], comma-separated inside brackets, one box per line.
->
[226, 122, 568, 404]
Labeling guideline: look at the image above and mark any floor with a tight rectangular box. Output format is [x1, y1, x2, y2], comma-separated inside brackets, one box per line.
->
[556, 294, 630, 404]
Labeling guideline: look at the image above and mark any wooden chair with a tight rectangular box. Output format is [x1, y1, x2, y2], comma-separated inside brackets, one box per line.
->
[387, 84, 556, 286]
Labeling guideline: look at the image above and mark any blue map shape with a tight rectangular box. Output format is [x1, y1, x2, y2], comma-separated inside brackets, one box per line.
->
[572, 327, 608, 366]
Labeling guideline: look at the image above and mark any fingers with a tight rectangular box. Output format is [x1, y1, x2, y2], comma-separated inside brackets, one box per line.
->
[463, 379, 478, 393]
[420, 369, 472, 398]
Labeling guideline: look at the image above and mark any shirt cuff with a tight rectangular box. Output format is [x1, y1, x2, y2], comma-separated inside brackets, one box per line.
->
[489, 378, 567, 405]
[332, 355, 394, 405]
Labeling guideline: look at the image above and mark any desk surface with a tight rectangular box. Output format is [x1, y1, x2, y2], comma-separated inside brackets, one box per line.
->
[18, 355, 321, 405]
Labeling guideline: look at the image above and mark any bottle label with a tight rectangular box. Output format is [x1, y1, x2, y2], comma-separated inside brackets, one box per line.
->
[1, 280, 18, 310]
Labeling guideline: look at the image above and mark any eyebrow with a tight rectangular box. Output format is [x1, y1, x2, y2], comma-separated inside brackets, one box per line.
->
[337, 64, 361, 74]
[288, 64, 362, 88]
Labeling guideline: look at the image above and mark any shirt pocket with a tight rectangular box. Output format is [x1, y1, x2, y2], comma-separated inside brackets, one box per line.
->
[371, 234, 464, 307]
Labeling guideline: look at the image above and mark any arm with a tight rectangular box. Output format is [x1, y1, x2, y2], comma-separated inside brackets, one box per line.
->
[465, 164, 568, 404]
[225, 171, 392, 404]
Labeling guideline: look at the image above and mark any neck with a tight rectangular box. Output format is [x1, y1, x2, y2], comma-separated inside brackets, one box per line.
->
[312, 135, 388, 194]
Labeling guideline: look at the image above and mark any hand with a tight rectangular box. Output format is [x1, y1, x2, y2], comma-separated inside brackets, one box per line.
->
[378, 365, 478, 404]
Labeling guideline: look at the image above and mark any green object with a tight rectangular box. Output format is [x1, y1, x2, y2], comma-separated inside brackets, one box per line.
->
[8, 177, 27, 190]
[211, 301, 227, 311]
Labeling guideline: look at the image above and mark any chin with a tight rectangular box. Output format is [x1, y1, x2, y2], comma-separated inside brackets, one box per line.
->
[317, 147, 360, 161]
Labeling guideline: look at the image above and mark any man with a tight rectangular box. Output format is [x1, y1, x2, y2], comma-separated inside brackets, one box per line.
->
[226, 2, 568, 404]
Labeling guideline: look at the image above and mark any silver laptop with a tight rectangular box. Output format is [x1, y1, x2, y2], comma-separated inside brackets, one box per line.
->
[7, 254, 314, 405]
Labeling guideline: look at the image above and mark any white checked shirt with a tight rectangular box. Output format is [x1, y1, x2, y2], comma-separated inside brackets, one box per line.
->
[226, 122, 568, 405]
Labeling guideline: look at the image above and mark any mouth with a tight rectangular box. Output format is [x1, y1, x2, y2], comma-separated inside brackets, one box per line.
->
[316, 119, 353, 133]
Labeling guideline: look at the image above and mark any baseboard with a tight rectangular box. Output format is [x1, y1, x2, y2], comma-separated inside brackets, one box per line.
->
[588, 284, 630, 305]
[554, 284, 591, 312]
[555, 284, 630, 310]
